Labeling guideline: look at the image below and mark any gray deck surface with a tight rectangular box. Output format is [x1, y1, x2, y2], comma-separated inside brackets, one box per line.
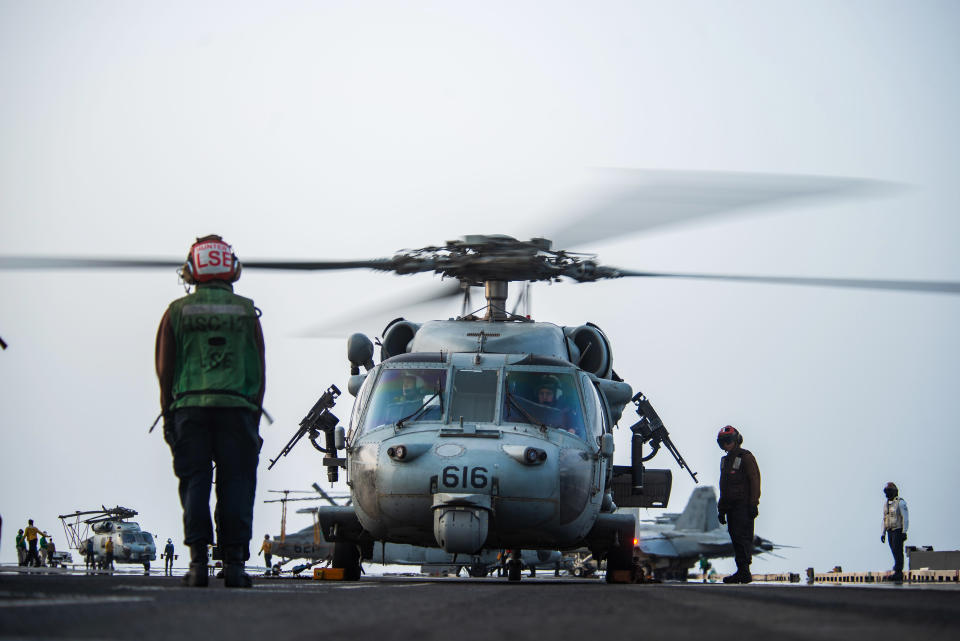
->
[1, 569, 957, 641]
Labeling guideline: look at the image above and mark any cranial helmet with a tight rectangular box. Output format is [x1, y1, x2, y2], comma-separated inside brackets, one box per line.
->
[716, 425, 743, 446]
[884, 482, 898, 498]
[538, 374, 561, 392]
[180, 235, 241, 284]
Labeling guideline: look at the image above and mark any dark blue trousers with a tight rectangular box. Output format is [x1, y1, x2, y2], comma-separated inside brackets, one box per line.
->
[166, 407, 260, 558]
[886, 528, 905, 575]
[726, 503, 755, 574]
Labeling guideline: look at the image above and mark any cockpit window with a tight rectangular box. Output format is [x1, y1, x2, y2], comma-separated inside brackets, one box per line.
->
[121, 532, 136, 543]
[448, 369, 499, 423]
[359, 368, 447, 434]
[503, 371, 586, 439]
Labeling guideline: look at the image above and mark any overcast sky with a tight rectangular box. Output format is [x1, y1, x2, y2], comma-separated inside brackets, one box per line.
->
[2, 0, 958, 576]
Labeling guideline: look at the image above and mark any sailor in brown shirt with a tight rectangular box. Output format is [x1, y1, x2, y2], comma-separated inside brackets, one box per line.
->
[716, 425, 761, 584]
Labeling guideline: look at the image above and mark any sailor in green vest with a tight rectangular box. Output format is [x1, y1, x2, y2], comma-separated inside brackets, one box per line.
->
[156, 235, 265, 588]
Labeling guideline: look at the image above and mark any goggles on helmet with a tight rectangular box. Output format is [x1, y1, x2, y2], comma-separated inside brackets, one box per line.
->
[717, 425, 739, 447]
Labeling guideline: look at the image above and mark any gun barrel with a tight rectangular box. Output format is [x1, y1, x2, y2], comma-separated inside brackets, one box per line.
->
[661, 435, 698, 483]
[268, 426, 309, 470]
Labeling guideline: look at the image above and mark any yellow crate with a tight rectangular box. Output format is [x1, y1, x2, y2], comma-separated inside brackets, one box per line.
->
[313, 567, 345, 580]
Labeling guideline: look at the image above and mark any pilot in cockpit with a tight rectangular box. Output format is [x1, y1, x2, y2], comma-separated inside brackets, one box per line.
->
[534, 375, 578, 436]
[397, 375, 421, 402]
[536, 376, 560, 407]
[389, 375, 425, 421]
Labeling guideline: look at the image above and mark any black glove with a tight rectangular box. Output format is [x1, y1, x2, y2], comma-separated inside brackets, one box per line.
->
[881, 534, 886, 543]
[750, 505, 759, 519]
[718, 511, 726, 525]
[903, 533, 907, 541]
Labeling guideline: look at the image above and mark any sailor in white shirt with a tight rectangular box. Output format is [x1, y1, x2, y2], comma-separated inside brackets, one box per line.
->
[880, 482, 909, 582]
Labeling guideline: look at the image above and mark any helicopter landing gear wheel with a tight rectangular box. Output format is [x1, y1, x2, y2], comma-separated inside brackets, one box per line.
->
[332, 540, 362, 581]
[468, 563, 488, 578]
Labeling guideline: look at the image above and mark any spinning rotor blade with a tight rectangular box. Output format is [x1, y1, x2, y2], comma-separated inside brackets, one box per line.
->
[546, 169, 897, 250]
[0, 256, 181, 269]
[243, 259, 391, 271]
[0, 255, 393, 272]
[612, 269, 960, 295]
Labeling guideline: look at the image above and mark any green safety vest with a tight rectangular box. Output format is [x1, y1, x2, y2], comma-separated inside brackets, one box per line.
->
[168, 282, 263, 412]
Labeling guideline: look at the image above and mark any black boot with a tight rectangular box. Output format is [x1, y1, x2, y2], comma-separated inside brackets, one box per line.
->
[223, 545, 252, 588]
[181, 544, 209, 587]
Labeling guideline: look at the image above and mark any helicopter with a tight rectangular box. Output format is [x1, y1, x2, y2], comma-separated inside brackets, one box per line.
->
[5, 170, 960, 583]
[257, 214, 960, 582]
[58, 506, 157, 572]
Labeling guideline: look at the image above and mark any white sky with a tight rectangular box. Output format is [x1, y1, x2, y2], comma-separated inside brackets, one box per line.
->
[1, 0, 958, 575]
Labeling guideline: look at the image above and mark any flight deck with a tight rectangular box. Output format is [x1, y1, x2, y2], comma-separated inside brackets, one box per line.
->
[1, 566, 956, 641]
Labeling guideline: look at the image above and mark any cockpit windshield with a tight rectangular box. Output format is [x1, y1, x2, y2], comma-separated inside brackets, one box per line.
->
[503, 371, 586, 439]
[360, 368, 447, 434]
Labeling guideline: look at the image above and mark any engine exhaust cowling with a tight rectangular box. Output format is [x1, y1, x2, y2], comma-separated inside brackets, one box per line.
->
[564, 324, 613, 379]
[380, 319, 421, 361]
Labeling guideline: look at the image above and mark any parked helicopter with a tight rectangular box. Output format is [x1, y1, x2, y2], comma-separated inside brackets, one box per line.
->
[261, 232, 959, 582]
[6, 170, 959, 583]
[58, 506, 157, 572]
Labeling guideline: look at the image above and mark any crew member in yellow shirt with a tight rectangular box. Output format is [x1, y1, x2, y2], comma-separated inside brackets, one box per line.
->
[23, 520, 50, 567]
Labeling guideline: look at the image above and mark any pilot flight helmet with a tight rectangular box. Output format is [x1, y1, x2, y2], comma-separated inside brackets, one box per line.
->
[884, 482, 898, 499]
[180, 234, 242, 285]
[716, 425, 743, 448]
[537, 374, 561, 395]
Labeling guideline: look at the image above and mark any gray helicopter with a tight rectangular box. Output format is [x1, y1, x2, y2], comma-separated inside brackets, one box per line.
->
[263, 232, 959, 582]
[58, 506, 157, 572]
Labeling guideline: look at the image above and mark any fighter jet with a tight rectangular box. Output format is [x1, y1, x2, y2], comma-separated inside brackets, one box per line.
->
[632, 486, 780, 580]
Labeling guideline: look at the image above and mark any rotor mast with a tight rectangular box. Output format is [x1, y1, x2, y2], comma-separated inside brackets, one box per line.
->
[484, 280, 509, 320]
